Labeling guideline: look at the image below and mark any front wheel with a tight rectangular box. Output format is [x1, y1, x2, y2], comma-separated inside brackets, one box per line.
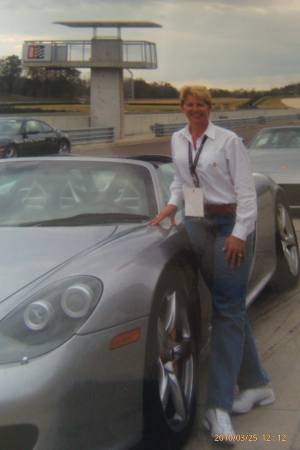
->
[58, 139, 71, 154]
[143, 267, 200, 450]
[271, 192, 300, 291]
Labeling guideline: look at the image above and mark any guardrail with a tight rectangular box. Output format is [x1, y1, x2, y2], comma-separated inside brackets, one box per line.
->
[151, 123, 186, 137]
[151, 113, 300, 137]
[63, 127, 114, 144]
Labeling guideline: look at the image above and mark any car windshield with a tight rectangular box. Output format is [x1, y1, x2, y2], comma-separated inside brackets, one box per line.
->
[0, 160, 157, 226]
[249, 128, 300, 149]
[0, 119, 22, 137]
[156, 162, 174, 203]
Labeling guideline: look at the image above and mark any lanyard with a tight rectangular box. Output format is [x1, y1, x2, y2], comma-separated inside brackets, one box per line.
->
[188, 135, 208, 187]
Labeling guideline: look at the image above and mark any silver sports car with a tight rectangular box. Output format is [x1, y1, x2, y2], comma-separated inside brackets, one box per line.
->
[0, 156, 298, 450]
[249, 126, 300, 210]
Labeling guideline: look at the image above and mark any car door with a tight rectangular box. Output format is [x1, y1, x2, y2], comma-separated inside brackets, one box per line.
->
[22, 120, 49, 156]
[39, 121, 59, 154]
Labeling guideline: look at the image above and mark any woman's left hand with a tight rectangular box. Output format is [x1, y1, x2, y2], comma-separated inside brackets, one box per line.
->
[223, 235, 246, 268]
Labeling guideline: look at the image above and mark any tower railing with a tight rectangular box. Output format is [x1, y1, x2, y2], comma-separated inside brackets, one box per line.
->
[23, 40, 157, 69]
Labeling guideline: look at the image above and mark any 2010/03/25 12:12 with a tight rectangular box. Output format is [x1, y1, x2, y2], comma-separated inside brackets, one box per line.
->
[263, 433, 287, 442]
[214, 433, 287, 443]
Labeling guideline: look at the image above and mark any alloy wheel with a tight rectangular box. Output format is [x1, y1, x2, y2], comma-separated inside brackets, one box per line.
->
[58, 140, 70, 154]
[6, 145, 17, 158]
[277, 203, 299, 276]
[157, 289, 195, 432]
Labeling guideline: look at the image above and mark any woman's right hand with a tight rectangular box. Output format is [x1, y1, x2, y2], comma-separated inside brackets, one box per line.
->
[149, 204, 177, 226]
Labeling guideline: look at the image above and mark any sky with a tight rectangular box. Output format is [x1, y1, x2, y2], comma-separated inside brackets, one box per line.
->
[1, 0, 300, 90]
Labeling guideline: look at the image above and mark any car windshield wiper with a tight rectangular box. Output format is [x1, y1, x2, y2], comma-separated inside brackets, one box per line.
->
[13, 213, 151, 227]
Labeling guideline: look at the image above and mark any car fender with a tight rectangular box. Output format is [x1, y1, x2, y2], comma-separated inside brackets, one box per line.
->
[73, 224, 198, 334]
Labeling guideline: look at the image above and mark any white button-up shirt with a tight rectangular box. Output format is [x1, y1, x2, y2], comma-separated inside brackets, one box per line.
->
[168, 122, 257, 240]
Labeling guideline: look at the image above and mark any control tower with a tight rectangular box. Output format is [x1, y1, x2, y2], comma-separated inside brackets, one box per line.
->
[22, 21, 161, 138]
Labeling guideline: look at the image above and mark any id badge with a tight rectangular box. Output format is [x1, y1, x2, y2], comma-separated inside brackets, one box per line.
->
[183, 186, 204, 217]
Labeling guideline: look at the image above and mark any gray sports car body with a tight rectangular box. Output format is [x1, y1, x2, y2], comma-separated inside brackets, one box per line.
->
[249, 126, 300, 210]
[0, 156, 298, 450]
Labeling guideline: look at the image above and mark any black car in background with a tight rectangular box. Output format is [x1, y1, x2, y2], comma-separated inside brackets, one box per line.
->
[0, 118, 71, 158]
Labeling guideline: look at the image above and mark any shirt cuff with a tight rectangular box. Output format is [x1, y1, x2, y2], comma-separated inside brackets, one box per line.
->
[232, 223, 249, 241]
[168, 194, 183, 208]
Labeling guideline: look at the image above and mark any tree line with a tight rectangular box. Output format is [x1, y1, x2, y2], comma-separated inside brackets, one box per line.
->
[1, 54, 300, 101]
[125, 77, 300, 102]
[0, 55, 88, 100]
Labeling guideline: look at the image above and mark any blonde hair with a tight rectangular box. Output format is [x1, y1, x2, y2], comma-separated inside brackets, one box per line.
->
[179, 85, 212, 108]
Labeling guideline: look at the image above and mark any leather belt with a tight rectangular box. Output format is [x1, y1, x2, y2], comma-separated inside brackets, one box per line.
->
[205, 203, 236, 216]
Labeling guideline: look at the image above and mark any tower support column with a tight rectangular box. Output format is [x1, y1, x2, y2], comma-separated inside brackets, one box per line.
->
[90, 68, 124, 138]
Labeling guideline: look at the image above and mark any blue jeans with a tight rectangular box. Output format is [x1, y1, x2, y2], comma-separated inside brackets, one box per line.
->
[184, 215, 270, 412]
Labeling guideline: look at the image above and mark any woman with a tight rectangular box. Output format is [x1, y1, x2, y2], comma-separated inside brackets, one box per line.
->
[150, 85, 275, 444]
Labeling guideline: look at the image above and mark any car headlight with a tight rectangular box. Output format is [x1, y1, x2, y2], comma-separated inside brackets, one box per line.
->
[24, 300, 55, 331]
[61, 283, 94, 319]
[0, 276, 103, 364]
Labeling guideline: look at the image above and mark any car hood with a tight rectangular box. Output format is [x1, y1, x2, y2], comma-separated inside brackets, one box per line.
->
[250, 148, 300, 183]
[0, 225, 124, 300]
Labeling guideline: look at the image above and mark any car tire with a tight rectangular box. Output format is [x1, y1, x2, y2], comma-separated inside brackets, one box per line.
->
[143, 264, 200, 450]
[270, 191, 300, 291]
[58, 139, 71, 154]
[6, 144, 18, 158]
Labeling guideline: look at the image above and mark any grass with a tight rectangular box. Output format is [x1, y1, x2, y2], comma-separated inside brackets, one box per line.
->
[253, 96, 288, 109]
[125, 97, 251, 113]
[125, 103, 180, 113]
[14, 104, 89, 113]
[212, 97, 251, 110]
[0, 94, 40, 102]
[0, 96, 291, 114]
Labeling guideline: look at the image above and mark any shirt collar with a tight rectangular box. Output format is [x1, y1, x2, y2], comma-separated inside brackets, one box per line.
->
[180, 121, 216, 141]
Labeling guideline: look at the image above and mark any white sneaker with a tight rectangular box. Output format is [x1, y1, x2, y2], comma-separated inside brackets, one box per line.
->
[203, 408, 236, 446]
[232, 386, 275, 414]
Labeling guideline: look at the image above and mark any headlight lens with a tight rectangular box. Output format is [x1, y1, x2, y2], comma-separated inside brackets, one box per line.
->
[0, 276, 103, 364]
[24, 300, 55, 331]
[61, 283, 94, 319]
